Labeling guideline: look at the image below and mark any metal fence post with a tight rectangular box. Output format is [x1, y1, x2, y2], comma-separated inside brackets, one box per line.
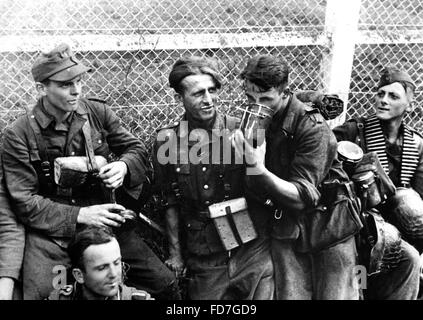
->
[322, 0, 362, 128]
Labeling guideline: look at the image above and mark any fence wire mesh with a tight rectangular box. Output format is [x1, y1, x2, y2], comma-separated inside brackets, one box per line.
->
[1, 0, 422, 148]
[348, 0, 423, 131]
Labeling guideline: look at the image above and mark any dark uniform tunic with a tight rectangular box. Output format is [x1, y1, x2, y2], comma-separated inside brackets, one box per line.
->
[255, 94, 358, 300]
[2, 97, 176, 300]
[153, 112, 274, 300]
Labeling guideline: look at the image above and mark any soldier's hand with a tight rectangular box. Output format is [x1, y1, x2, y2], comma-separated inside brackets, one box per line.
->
[165, 255, 186, 278]
[232, 130, 266, 175]
[132, 290, 155, 300]
[98, 161, 128, 189]
[77, 203, 126, 228]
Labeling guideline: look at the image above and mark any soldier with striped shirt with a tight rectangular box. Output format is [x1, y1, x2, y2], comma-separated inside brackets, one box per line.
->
[334, 66, 422, 300]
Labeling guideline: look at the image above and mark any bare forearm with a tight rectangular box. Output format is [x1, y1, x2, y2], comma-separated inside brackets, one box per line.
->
[248, 169, 305, 211]
[165, 207, 183, 257]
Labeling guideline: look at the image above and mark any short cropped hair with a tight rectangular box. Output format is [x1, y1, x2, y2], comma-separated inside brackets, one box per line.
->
[240, 55, 290, 92]
[68, 226, 116, 270]
[169, 56, 222, 94]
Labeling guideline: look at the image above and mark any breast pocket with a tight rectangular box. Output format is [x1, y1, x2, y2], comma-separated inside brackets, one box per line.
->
[92, 130, 110, 156]
[174, 164, 197, 201]
[224, 164, 245, 197]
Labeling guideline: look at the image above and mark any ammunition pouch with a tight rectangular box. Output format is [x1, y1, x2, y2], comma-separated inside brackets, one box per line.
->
[207, 197, 257, 251]
[296, 181, 363, 253]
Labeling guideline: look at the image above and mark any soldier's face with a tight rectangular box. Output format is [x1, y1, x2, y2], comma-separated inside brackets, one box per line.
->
[40, 76, 82, 114]
[243, 80, 284, 114]
[78, 239, 122, 299]
[177, 74, 218, 122]
[375, 82, 413, 122]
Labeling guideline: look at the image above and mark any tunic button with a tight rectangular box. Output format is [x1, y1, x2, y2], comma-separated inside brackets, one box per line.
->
[176, 167, 181, 173]
[71, 199, 76, 204]
[98, 140, 102, 144]
[202, 167, 207, 172]
[71, 152, 75, 156]
[219, 174, 223, 178]
[203, 184, 209, 190]
[205, 200, 210, 205]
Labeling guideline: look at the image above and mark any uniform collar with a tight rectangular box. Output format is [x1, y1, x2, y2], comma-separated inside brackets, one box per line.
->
[74, 282, 122, 300]
[178, 112, 225, 139]
[33, 98, 88, 129]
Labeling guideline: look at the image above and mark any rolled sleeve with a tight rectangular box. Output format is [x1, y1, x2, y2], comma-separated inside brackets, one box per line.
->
[2, 127, 79, 238]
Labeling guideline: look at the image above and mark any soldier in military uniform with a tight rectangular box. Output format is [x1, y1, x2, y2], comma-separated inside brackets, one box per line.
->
[233, 55, 360, 299]
[1, 43, 178, 300]
[48, 226, 153, 300]
[0, 153, 24, 300]
[153, 56, 274, 300]
[333, 66, 422, 300]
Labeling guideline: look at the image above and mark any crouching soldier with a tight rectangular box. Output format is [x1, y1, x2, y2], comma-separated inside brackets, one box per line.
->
[48, 226, 153, 300]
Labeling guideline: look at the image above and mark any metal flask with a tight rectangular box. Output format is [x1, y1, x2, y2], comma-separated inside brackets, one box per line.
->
[238, 102, 275, 147]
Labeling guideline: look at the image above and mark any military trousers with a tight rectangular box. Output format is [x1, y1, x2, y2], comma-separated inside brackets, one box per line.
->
[271, 237, 359, 300]
[185, 237, 274, 300]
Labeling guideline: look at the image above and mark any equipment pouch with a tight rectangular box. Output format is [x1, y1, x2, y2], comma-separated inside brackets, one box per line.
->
[207, 197, 258, 251]
[54, 155, 108, 188]
[296, 182, 363, 253]
[353, 152, 396, 205]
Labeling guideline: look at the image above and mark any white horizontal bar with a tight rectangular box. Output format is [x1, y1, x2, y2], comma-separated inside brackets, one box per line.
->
[0, 32, 328, 52]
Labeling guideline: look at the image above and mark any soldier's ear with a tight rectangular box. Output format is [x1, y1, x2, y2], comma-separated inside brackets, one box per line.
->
[174, 93, 183, 104]
[35, 82, 47, 97]
[72, 268, 85, 284]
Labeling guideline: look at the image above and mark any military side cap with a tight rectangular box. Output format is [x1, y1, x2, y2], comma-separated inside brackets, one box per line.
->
[169, 56, 222, 90]
[377, 66, 415, 90]
[31, 43, 92, 82]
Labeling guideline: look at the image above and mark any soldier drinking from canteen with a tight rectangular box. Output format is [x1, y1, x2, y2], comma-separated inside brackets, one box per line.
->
[232, 54, 361, 300]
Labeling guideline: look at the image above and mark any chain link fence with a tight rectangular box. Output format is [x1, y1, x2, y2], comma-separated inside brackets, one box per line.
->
[349, 0, 423, 131]
[1, 0, 422, 148]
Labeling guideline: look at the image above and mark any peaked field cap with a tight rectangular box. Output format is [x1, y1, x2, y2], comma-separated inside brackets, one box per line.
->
[31, 43, 92, 82]
[169, 56, 222, 90]
[377, 66, 416, 90]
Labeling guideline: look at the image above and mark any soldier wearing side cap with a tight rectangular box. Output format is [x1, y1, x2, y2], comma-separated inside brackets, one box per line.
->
[152, 56, 274, 300]
[1, 43, 179, 300]
[48, 226, 154, 300]
[334, 66, 422, 299]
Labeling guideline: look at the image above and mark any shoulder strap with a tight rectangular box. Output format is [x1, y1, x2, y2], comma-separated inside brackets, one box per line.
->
[24, 106, 52, 179]
[81, 116, 99, 173]
[354, 118, 366, 151]
[400, 125, 420, 187]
